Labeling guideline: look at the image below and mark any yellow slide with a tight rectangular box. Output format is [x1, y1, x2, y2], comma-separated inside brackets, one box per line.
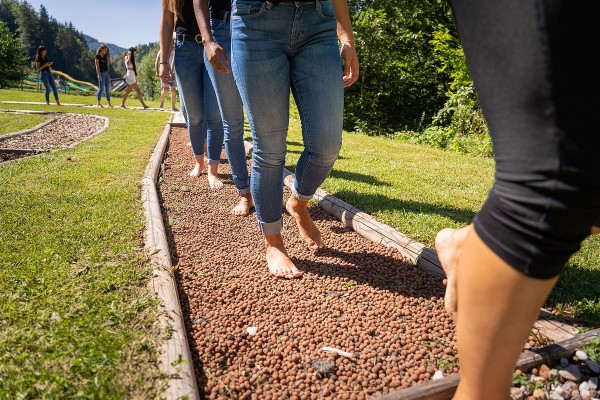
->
[52, 70, 98, 91]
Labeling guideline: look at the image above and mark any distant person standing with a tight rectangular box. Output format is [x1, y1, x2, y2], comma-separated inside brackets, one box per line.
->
[120, 47, 149, 109]
[154, 49, 179, 111]
[95, 44, 113, 108]
[34, 45, 61, 106]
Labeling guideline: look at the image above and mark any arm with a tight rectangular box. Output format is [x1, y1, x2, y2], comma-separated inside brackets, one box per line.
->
[95, 57, 102, 81]
[155, 51, 161, 76]
[332, 0, 359, 87]
[159, 1, 175, 85]
[193, 0, 229, 74]
[35, 60, 52, 72]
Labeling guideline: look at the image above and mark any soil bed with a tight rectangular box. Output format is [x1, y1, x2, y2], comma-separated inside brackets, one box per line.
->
[159, 127, 457, 399]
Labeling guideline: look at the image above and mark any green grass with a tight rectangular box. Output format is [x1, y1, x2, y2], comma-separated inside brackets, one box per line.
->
[285, 102, 600, 326]
[0, 89, 169, 398]
[0, 113, 49, 135]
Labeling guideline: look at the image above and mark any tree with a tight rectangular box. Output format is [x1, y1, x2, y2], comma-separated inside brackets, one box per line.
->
[0, 21, 27, 87]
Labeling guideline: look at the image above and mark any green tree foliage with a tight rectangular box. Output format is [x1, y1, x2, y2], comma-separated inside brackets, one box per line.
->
[345, 0, 455, 134]
[0, 20, 27, 87]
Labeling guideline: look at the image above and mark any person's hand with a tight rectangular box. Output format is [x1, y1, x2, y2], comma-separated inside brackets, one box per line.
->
[98, 74, 102, 82]
[48, 61, 54, 66]
[204, 40, 230, 74]
[340, 41, 359, 88]
[159, 63, 171, 86]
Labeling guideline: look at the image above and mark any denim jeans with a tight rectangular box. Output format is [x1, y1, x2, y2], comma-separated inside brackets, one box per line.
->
[231, 0, 344, 233]
[174, 40, 223, 163]
[97, 71, 111, 103]
[205, 17, 250, 194]
[40, 71, 59, 103]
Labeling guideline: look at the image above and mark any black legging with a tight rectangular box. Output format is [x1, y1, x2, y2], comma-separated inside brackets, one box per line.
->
[450, 0, 600, 278]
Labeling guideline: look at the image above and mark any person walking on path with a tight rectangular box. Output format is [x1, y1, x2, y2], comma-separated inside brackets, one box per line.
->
[227, 0, 359, 278]
[160, 0, 226, 189]
[154, 49, 179, 111]
[95, 44, 113, 108]
[34, 45, 61, 106]
[193, 0, 254, 216]
[435, 1, 600, 399]
[120, 48, 149, 109]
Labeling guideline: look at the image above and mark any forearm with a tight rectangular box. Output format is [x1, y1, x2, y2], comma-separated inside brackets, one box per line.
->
[193, 0, 214, 45]
[332, 0, 355, 44]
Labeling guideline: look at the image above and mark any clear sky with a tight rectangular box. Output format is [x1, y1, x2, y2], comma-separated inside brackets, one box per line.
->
[24, 0, 162, 49]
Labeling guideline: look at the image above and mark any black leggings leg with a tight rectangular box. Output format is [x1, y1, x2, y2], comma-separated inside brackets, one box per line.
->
[450, 0, 600, 278]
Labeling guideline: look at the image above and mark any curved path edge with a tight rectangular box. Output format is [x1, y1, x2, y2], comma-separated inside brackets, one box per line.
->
[142, 121, 200, 400]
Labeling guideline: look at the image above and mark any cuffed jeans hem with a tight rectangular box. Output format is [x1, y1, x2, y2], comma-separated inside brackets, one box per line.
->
[258, 218, 283, 235]
[208, 159, 220, 165]
[238, 187, 251, 195]
[291, 186, 314, 202]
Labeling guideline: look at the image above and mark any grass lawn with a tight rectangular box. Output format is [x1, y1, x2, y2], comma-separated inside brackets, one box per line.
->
[0, 89, 169, 398]
[0, 113, 50, 135]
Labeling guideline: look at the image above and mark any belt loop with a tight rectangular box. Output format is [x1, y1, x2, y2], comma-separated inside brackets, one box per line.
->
[265, 1, 273, 10]
[315, 0, 320, 10]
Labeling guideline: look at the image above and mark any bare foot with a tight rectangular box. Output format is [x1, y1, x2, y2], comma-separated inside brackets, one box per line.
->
[107, 103, 113, 108]
[265, 234, 302, 279]
[434, 226, 470, 317]
[231, 194, 253, 217]
[97, 103, 103, 108]
[286, 196, 322, 251]
[592, 226, 600, 235]
[120, 104, 126, 109]
[208, 174, 223, 189]
[189, 160, 205, 177]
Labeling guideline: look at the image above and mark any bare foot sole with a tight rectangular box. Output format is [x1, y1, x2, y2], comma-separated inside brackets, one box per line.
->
[285, 197, 322, 251]
[434, 226, 469, 317]
[231, 195, 253, 217]
[189, 163, 205, 177]
[266, 244, 302, 279]
[208, 174, 224, 190]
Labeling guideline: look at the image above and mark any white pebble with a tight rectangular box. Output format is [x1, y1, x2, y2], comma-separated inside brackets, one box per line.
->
[432, 370, 444, 380]
[246, 326, 258, 336]
[576, 350, 589, 361]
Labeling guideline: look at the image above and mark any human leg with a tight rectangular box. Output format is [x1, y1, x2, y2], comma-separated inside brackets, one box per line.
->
[132, 83, 148, 108]
[440, 1, 600, 398]
[40, 72, 51, 104]
[204, 65, 224, 189]
[286, 1, 343, 250]
[102, 72, 112, 106]
[174, 40, 208, 177]
[160, 86, 168, 108]
[48, 74, 60, 104]
[231, 2, 300, 277]
[120, 86, 131, 108]
[97, 74, 104, 106]
[205, 18, 252, 214]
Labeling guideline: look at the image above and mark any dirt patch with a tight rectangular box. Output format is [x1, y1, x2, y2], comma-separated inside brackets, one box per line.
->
[159, 127, 456, 399]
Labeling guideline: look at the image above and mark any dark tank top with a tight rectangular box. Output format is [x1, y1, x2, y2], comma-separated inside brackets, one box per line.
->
[175, 0, 200, 36]
[209, 0, 231, 11]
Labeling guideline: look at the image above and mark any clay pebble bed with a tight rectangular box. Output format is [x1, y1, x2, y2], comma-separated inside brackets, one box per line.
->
[159, 127, 457, 399]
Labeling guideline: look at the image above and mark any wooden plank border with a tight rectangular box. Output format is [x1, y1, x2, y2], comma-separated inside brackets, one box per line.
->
[142, 123, 200, 400]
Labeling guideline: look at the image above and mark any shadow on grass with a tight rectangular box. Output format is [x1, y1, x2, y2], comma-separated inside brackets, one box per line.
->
[548, 264, 600, 325]
[330, 190, 475, 226]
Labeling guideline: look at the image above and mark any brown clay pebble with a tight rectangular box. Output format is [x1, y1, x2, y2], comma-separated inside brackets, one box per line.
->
[160, 127, 457, 398]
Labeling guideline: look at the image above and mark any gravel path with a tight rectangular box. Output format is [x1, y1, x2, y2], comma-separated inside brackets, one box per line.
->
[159, 127, 456, 399]
[0, 113, 106, 153]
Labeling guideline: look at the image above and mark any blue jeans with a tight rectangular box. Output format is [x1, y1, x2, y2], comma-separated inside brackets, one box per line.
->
[231, 0, 344, 233]
[97, 71, 111, 103]
[40, 71, 59, 103]
[173, 40, 223, 163]
[205, 17, 250, 194]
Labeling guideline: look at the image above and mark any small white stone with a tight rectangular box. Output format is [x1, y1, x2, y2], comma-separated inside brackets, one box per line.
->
[588, 377, 598, 390]
[510, 387, 525, 400]
[559, 364, 582, 381]
[246, 326, 258, 336]
[576, 350, 589, 361]
[432, 370, 444, 380]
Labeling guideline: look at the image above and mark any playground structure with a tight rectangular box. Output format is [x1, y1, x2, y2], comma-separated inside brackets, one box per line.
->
[24, 70, 128, 94]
